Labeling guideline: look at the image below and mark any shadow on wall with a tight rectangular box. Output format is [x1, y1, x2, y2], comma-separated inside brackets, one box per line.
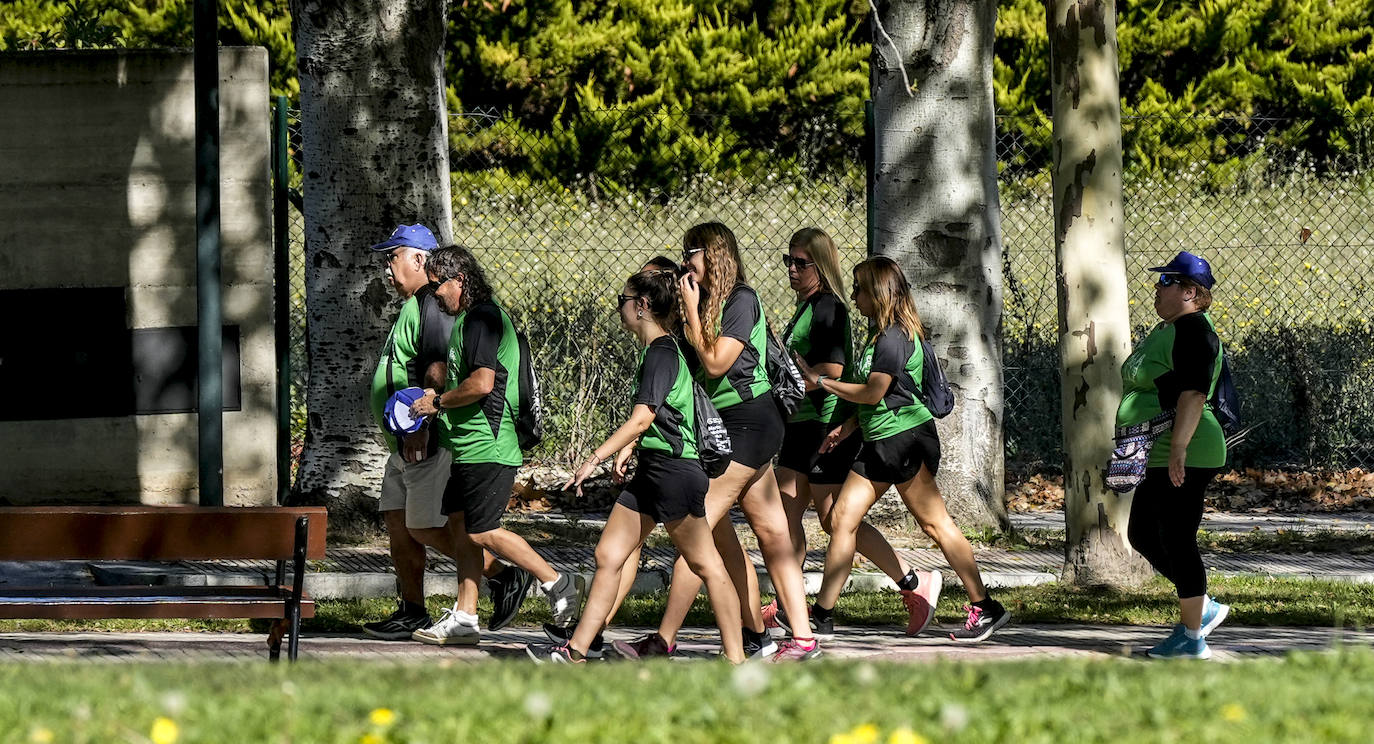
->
[0, 48, 275, 505]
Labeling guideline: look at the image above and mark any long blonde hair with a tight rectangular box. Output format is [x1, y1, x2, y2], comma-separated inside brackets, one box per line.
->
[788, 227, 847, 299]
[853, 256, 925, 342]
[684, 222, 748, 346]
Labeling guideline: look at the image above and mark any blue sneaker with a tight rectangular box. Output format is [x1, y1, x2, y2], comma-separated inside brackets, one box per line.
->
[1147, 625, 1212, 659]
[1200, 596, 1230, 637]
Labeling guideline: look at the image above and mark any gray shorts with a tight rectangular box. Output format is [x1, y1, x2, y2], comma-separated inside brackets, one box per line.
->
[379, 449, 451, 530]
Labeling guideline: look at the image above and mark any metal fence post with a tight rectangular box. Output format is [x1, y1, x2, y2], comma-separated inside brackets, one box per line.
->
[865, 99, 875, 257]
[273, 95, 291, 504]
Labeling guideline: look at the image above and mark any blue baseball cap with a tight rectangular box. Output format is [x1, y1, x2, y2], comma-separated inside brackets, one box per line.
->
[383, 387, 429, 435]
[1148, 250, 1215, 289]
[370, 224, 438, 253]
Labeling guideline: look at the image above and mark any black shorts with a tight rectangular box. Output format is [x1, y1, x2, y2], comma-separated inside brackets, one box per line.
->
[777, 420, 862, 485]
[617, 451, 708, 524]
[851, 420, 941, 485]
[442, 461, 517, 534]
[718, 394, 785, 470]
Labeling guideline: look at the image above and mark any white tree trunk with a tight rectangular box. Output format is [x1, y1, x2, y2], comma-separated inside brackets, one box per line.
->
[291, 0, 452, 526]
[871, 0, 1006, 529]
[1048, 0, 1151, 585]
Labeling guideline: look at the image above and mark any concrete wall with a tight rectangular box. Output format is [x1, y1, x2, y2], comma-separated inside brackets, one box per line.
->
[0, 48, 276, 505]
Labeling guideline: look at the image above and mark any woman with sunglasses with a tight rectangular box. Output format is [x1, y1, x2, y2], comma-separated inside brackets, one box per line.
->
[794, 256, 1010, 642]
[538, 255, 684, 654]
[765, 229, 943, 638]
[526, 269, 745, 663]
[615, 222, 819, 662]
[1120, 251, 1229, 659]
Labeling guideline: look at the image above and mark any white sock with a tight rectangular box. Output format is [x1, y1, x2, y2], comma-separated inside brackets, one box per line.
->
[541, 575, 561, 592]
[1184, 627, 1203, 640]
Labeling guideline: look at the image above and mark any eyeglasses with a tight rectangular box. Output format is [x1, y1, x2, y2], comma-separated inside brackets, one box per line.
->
[617, 293, 639, 307]
[429, 275, 459, 292]
[782, 254, 814, 270]
[1156, 273, 1185, 288]
[681, 247, 703, 263]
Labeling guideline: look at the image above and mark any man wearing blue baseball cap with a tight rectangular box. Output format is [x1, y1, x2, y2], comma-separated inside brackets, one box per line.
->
[1148, 250, 1215, 289]
[364, 224, 534, 641]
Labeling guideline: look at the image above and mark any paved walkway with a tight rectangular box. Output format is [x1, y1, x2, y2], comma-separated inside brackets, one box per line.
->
[1010, 510, 1374, 533]
[2, 624, 1368, 664]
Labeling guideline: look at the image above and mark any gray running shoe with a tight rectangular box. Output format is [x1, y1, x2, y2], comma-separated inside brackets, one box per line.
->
[487, 565, 536, 631]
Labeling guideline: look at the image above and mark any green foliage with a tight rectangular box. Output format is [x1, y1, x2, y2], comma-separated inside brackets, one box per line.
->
[0, 0, 297, 98]
[446, 0, 868, 194]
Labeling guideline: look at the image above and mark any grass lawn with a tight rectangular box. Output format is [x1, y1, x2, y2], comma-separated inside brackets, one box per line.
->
[2, 576, 1369, 635]
[4, 651, 1374, 743]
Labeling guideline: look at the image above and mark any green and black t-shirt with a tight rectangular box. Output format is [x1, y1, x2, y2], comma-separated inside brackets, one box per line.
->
[1116, 311, 1226, 468]
[783, 291, 853, 424]
[698, 284, 772, 410]
[369, 284, 454, 454]
[854, 324, 933, 441]
[634, 335, 699, 460]
[437, 300, 524, 466]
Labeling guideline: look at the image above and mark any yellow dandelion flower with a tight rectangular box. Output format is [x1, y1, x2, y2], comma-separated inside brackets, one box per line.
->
[359, 735, 386, 744]
[369, 708, 396, 727]
[29, 728, 54, 744]
[851, 724, 880, 744]
[150, 717, 179, 744]
[889, 729, 929, 744]
[1221, 703, 1246, 722]
[829, 734, 856, 744]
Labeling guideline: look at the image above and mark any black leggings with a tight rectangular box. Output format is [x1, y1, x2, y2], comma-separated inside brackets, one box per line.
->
[1126, 466, 1220, 599]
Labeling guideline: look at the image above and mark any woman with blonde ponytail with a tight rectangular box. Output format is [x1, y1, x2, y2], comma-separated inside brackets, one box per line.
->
[614, 222, 820, 662]
[763, 229, 936, 638]
[794, 256, 1011, 643]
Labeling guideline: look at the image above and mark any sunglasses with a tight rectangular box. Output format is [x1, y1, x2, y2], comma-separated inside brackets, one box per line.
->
[1156, 273, 1186, 288]
[617, 293, 640, 307]
[681, 247, 704, 263]
[782, 254, 815, 270]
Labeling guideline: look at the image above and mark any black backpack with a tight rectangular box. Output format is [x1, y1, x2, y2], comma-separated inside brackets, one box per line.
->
[513, 330, 544, 451]
[1210, 351, 1241, 435]
[691, 380, 733, 478]
[917, 337, 955, 419]
[765, 325, 807, 417]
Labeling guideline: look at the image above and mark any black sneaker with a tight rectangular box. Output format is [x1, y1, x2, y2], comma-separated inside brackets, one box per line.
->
[487, 565, 536, 631]
[949, 600, 1011, 643]
[362, 603, 432, 641]
[525, 643, 585, 664]
[809, 604, 835, 638]
[742, 628, 779, 660]
[542, 622, 605, 659]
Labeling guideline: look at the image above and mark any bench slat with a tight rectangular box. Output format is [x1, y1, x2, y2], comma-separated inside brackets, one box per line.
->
[0, 506, 328, 561]
[0, 586, 316, 620]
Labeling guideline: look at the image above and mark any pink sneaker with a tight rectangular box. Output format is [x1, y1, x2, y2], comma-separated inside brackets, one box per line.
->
[769, 638, 822, 662]
[899, 570, 942, 636]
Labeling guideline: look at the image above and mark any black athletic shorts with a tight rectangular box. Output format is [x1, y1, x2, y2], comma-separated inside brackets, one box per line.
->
[442, 461, 517, 534]
[777, 420, 862, 485]
[851, 420, 941, 485]
[718, 394, 785, 470]
[617, 450, 709, 524]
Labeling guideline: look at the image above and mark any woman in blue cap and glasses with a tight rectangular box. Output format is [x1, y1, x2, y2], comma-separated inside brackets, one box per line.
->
[1117, 250, 1229, 659]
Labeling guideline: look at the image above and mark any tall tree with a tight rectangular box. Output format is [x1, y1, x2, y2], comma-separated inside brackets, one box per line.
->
[290, 0, 452, 525]
[870, 0, 1006, 529]
[1048, 0, 1151, 585]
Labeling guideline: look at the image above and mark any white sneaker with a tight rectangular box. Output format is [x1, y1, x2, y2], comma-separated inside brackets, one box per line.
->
[412, 604, 480, 646]
[543, 574, 581, 627]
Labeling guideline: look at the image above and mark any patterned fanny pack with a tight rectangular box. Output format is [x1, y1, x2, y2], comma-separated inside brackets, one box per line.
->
[1104, 411, 1175, 494]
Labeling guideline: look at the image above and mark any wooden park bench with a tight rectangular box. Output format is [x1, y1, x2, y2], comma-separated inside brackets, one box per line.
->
[0, 505, 327, 661]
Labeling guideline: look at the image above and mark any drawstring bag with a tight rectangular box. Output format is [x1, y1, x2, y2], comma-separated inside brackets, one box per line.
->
[1105, 411, 1174, 493]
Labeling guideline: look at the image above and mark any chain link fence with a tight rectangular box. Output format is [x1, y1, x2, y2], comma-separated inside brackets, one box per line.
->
[282, 108, 1374, 477]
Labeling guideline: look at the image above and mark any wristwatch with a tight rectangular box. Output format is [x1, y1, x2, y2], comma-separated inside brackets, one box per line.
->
[430, 392, 444, 411]
[817, 375, 828, 387]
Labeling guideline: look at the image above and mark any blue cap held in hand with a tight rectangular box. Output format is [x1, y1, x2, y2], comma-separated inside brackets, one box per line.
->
[384, 387, 429, 435]
[1148, 250, 1215, 289]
